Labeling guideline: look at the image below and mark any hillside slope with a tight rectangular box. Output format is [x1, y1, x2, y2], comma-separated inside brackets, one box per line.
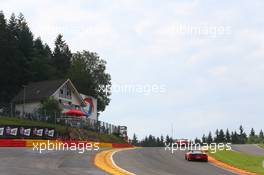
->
[0, 117, 125, 143]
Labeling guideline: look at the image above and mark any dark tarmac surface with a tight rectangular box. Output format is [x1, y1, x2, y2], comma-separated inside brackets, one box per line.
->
[0, 147, 109, 175]
[0, 147, 248, 175]
[113, 147, 238, 175]
[231, 144, 264, 156]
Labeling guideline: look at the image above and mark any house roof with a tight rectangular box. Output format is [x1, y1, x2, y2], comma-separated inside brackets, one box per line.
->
[13, 79, 67, 103]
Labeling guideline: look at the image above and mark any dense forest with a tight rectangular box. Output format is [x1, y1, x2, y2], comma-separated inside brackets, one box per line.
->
[132, 125, 264, 146]
[0, 11, 111, 113]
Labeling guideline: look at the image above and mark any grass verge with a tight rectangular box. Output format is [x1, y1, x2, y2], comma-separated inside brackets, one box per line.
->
[209, 150, 264, 174]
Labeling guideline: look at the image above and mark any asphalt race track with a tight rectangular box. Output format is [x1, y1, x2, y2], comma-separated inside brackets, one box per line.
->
[232, 144, 264, 156]
[0, 147, 243, 175]
[113, 148, 238, 175]
[0, 148, 109, 175]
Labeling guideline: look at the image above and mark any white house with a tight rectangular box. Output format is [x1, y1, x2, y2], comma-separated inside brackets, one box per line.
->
[12, 79, 98, 121]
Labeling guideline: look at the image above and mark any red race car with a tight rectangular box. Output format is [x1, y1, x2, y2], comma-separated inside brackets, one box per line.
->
[185, 150, 208, 162]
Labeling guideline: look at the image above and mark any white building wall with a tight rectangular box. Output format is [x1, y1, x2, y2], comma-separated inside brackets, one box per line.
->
[52, 83, 82, 113]
[15, 102, 41, 116]
[52, 89, 80, 104]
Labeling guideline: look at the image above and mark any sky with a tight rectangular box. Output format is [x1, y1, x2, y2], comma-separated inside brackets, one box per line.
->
[1, 0, 264, 139]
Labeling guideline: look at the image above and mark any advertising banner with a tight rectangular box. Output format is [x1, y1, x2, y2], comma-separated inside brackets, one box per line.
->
[48, 129, 54, 137]
[36, 129, 43, 137]
[119, 126, 128, 138]
[10, 128, 18, 136]
[0, 125, 55, 139]
[0, 127, 4, 136]
[80, 95, 98, 121]
[24, 128, 31, 136]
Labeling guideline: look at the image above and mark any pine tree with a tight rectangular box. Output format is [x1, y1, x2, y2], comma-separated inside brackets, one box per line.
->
[218, 129, 226, 143]
[194, 137, 201, 144]
[141, 136, 148, 147]
[0, 11, 10, 106]
[207, 132, 213, 144]
[239, 125, 247, 144]
[165, 135, 170, 145]
[7, 13, 18, 36]
[30, 37, 55, 81]
[225, 129, 231, 143]
[156, 137, 161, 147]
[202, 134, 207, 143]
[160, 135, 164, 146]
[52, 34, 72, 77]
[248, 128, 258, 144]
[0, 11, 23, 107]
[16, 13, 34, 76]
[132, 133, 138, 146]
[249, 128, 255, 137]
[10, 13, 34, 89]
[214, 129, 219, 143]
[169, 136, 173, 144]
[231, 131, 239, 144]
[259, 130, 264, 143]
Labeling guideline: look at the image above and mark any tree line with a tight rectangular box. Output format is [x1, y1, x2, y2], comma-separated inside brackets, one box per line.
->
[0, 11, 111, 113]
[199, 125, 264, 144]
[131, 134, 173, 147]
[132, 125, 264, 147]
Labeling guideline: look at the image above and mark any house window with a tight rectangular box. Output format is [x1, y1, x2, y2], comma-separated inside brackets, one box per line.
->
[66, 90, 71, 98]
[59, 84, 72, 99]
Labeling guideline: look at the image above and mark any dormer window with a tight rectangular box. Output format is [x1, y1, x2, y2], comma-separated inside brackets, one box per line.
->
[59, 84, 72, 99]
[66, 90, 71, 96]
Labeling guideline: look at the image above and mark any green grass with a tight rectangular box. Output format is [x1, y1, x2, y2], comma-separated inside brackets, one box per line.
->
[0, 116, 125, 143]
[259, 144, 264, 149]
[209, 149, 264, 174]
